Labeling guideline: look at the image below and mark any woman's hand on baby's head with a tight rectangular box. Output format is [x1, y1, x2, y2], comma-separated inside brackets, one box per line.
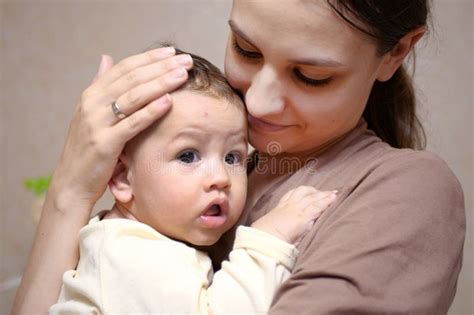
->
[251, 186, 337, 246]
[50, 47, 193, 210]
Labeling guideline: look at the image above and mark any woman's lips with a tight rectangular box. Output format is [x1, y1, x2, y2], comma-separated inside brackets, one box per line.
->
[247, 114, 290, 132]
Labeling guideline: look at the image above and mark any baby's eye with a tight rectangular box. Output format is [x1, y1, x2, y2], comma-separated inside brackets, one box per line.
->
[225, 152, 241, 165]
[177, 150, 200, 164]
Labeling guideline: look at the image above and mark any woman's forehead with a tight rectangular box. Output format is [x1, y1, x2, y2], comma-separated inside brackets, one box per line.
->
[230, 0, 375, 61]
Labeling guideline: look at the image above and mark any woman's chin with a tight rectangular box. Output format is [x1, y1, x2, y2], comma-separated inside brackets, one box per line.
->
[249, 132, 287, 156]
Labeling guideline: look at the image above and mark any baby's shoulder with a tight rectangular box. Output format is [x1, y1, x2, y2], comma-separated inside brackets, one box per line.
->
[77, 217, 213, 274]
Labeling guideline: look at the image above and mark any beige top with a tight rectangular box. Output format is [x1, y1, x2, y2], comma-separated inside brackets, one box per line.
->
[232, 119, 465, 314]
[50, 217, 298, 314]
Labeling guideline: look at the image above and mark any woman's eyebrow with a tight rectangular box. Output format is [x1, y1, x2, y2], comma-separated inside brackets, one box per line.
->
[229, 19, 343, 68]
[228, 20, 258, 47]
[289, 56, 344, 68]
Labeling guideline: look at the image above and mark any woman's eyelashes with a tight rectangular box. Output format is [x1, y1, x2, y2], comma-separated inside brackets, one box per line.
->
[232, 39, 262, 59]
[232, 38, 332, 87]
[293, 68, 332, 87]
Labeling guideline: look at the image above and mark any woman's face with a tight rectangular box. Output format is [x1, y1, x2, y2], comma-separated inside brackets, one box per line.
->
[225, 0, 387, 156]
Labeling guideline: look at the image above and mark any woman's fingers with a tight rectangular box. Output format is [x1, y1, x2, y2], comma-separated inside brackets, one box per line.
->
[114, 94, 172, 142]
[107, 54, 192, 100]
[107, 65, 190, 124]
[105, 65, 189, 126]
[83, 52, 192, 126]
[92, 55, 114, 82]
[110, 53, 192, 90]
[95, 47, 177, 87]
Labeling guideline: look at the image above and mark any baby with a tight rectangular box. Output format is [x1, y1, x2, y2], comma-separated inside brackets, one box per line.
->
[50, 49, 336, 314]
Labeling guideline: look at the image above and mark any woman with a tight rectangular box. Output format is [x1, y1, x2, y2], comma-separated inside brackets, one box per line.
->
[13, 1, 465, 314]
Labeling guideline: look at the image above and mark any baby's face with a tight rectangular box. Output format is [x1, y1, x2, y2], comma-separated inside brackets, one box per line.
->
[127, 90, 248, 246]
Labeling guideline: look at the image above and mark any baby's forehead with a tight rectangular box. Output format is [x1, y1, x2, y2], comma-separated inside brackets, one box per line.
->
[170, 89, 245, 115]
[125, 97, 247, 164]
[152, 90, 245, 131]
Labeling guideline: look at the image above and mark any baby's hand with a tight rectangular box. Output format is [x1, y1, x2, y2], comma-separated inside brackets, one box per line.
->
[251, 186, 337, 246]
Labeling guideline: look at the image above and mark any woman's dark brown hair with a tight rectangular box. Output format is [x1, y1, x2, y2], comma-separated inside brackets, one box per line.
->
[328, 0, 430, 149]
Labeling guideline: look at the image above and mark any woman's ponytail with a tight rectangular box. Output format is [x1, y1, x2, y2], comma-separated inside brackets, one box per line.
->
[328, 0, 430, 149]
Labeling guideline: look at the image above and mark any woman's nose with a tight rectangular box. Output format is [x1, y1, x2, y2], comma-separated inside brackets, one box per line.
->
[204, 160, 232, 191]
[245, 65, 285, 118]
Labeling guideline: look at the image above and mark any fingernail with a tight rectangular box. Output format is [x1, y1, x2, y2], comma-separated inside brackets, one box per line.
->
[95, 55, 106, 75]
[151, 94, 171, 108]
[175, 54, 192, 66]
[157, 46, 175, 57]
[332, 190, 338, 194]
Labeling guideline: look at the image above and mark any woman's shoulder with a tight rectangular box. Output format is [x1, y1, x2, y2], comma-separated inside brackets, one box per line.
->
[365, 145, 461, 189]
[302, 143, 465, 264]
[324, 124, 462, 194]
[340, 141, 464, 203]
[292, 147, 465, 315]
[310, 133, 465, 219]
[324, 144, 465, 230]
[372, 144, 450, 167]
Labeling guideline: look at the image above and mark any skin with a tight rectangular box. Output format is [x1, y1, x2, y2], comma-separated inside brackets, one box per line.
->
[12, 1, 425, 313]
[109, 91, 249, 246]
[225, 0, 424, 164]
[106, 90, 335, 247]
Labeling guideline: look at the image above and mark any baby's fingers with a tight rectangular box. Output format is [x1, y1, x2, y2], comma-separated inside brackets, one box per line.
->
[301, 191, 337, 217]
[297, 191, 336, 220]
[279, 188, 296, 204]
[287, 186, 318, 201]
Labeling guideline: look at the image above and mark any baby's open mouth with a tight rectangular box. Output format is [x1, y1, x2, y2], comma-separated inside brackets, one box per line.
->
[199, 200, 228, 229]
[203, 204, 222, 217]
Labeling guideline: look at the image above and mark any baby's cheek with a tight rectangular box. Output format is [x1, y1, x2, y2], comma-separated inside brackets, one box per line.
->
[157, 177, 194, 205]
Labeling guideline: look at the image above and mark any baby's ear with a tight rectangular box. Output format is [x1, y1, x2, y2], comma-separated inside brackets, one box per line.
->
[109, 153, 133, 203]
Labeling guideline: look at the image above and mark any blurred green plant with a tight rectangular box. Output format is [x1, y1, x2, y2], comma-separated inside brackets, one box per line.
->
[24, 175, 51, 197]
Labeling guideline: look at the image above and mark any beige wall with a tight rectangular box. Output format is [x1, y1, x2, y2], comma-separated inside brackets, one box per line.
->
[1, 0, 472, 314]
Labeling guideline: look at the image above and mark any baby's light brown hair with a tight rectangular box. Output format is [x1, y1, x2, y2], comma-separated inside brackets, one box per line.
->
[173, 46, 244, 109]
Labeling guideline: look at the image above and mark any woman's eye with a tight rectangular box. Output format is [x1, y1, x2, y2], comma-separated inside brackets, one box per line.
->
[294, 68, 332, 87]
[232, 39, 262, 59]
[177, 151, 199, 164]
[225, 152, 241, 165]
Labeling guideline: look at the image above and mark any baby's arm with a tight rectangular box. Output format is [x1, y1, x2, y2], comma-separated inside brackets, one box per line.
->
[207, 187, 336, 314]
[49, 187, 335, 314]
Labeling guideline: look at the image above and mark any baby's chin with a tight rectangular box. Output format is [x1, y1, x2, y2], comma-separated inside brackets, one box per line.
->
[173, 231, 227, 252]
[182, 234, 222, 249]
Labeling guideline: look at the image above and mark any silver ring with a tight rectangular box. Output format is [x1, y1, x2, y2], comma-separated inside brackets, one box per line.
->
[111, 101, 127, 119]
